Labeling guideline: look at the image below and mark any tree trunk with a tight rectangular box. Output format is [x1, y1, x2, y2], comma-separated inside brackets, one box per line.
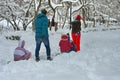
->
[32, 0, 42, 31]
[62, 7, 69, 29]
[82, 8, 87, 28]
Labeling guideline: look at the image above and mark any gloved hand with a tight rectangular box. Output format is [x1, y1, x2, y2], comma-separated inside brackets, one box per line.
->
[75, 32, 80, 36]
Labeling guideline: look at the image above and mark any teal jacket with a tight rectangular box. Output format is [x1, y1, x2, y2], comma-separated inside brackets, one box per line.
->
[34, 13, 49, 38]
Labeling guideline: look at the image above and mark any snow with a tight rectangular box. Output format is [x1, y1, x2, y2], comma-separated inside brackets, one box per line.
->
[0, 25, 120, 80]
[62, 0, 78, 3]
[50, 1, 62, 9]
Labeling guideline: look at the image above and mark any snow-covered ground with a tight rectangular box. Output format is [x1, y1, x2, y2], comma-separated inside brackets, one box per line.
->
[0, 26, 120, 80]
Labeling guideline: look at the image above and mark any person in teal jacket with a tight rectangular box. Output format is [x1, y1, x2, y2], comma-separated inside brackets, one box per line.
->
[34, 9, 52, 62]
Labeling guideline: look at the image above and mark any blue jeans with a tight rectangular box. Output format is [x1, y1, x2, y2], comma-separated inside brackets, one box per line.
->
[35, 37, 51, 58]
[70, 42, 76, 51]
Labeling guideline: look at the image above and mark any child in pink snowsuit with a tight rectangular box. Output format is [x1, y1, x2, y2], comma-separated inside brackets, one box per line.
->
[14, 40, 32, 61]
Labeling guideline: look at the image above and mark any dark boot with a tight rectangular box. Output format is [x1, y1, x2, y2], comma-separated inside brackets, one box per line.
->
[47, 56, 53, 61]
[35, 57, 40, 62]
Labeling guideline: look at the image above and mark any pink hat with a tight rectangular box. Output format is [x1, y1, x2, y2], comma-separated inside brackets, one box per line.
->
[76, 15, 81, 20]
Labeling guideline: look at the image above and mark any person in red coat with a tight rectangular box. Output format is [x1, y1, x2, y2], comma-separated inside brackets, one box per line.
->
[59, 34, 75, 53]
[71, 14, 82, 52]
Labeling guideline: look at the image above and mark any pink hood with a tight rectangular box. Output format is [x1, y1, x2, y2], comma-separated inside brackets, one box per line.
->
[14, 40, 26, 56]
[18, 40, 25, 48]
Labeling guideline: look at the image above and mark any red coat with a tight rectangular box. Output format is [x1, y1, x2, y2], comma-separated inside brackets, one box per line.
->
[59, 35, 72, 53]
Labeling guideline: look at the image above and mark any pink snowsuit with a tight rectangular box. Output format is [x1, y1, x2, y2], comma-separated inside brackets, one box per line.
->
[14, 40, 32, 61]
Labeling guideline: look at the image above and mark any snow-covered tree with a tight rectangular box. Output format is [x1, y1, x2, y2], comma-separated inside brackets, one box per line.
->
[0, 0, 119, 31]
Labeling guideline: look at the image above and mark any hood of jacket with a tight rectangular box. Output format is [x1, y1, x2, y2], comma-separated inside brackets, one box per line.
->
[61, 35, 68, 40]
[36, 13, 46, 19]
[18, 40, 25, 48]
